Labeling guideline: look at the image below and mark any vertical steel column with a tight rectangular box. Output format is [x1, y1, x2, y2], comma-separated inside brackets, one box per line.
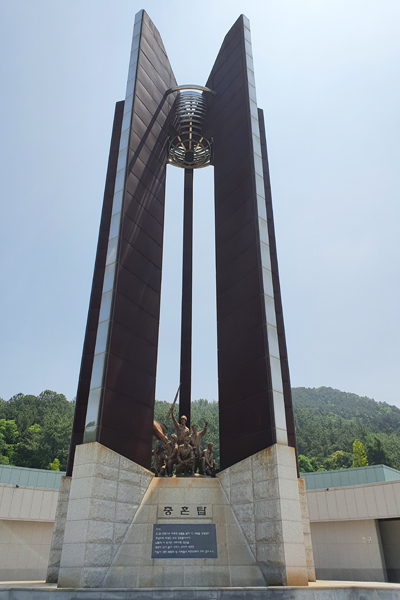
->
[179, 168, 194, 427]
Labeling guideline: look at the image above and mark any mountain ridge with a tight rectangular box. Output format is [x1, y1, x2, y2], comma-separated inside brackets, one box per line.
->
[1, 386, 399, 472]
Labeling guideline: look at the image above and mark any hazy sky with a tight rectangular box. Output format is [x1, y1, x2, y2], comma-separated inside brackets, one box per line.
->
[1, 1, 399, 409]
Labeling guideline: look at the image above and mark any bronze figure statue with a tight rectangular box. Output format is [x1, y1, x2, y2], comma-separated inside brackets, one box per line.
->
[175, 437, 195, 476]
[190, 421, 208, 472]
[165, 433, 178, 477]
[171, 413, 190, 445]
[152, 394, 213, 476]
[152, 421, 179, 477]
[199, 442, 215, 477]
[152, 441, 166, 477]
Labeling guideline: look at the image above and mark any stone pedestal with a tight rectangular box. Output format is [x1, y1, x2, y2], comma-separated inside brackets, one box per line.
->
[217, 444, 310, 586]
[298, 477, 316, 582]
[102, 475, 265, 587]
[54, 442, 313, 588]
[46, 475, 71, 583]
[57, 442, 153, 588]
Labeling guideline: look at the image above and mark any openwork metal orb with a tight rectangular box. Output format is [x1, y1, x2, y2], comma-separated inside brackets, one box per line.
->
[169, 91, 212, 169]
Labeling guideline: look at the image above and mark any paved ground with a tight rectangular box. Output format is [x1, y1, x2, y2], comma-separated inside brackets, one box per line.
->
[0, 580, 399, 589]
[309, 581, 400, 588]
[0, 582, 399, 600]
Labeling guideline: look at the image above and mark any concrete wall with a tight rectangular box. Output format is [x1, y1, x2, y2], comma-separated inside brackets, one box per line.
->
[306, 480, 400, 582]
[0, 465, 64, 490]
[307, 480, 400, 522]
[311, 519, 386, 582]
[0, 485, 58, 522]
[1, 469, 399, 585]
[0, 483, 59, 582]
[0, 520, 53, 581]
[302, 465, 400, 490]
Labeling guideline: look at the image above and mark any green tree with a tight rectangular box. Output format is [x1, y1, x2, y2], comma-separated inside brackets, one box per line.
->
[324, 450, 353, 470]
[310, 457, 326, 472]
[1, 391, 74, 470]
[4, 393, 39, 432]
[2, 385, 400, 472]
[292, 387, 400, 470]
[0, 398, 6, 420]
[365, 431, 400, 469]
[352, 439, 368, 467]
[191, 399, 219, 468]
[298, 454, 313, 473]
[13, 423, 43, 468]
[0, 419, 18, 464]
[364, 435, 389, 466]
[39, 413, 72, 471]
[49, 458, 60, 471]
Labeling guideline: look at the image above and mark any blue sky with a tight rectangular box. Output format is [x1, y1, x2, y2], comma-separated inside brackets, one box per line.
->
[1, 0, 399, 408]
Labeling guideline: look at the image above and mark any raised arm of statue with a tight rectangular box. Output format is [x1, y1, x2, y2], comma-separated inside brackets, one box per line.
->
[200, 421, 208, 438]
[171, 412, 179, 432]
[152, 421, 168, 446]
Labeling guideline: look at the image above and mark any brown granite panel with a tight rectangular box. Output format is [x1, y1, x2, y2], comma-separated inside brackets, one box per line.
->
[66, 101, 124, 476]
[205, 15, 275, 469]
[68, 12, 176, 473]
[98, 12, 176, 469]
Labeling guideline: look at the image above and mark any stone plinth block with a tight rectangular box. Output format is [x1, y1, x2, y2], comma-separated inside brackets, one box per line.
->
[103, 475, 265, 588]
[46, 475, 71, 583]
[298, 477, 316, 582]
[57, 442, 153, 588]
[217, 443, 310, 586]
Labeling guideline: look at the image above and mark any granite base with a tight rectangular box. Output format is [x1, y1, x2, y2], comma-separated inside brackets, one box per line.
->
[53, 443, 314, 588]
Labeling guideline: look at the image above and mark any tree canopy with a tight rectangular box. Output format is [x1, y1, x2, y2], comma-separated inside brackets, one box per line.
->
[293, 387, 400, 471]
[0, 391, 74, 471]
[0, 386, 399, 473]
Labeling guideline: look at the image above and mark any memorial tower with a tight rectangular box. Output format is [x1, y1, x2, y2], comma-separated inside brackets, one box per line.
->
[48, 10, 315, 589]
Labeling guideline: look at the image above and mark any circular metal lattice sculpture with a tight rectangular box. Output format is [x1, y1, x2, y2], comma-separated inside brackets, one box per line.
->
[169, 91, 212, 169]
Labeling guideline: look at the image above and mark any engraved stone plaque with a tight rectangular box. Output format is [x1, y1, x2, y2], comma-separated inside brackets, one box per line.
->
[151, 524, 217, 558]
[157, 504, 212, 518]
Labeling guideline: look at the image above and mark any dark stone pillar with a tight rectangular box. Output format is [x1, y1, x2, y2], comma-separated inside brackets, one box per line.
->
[68, 10, 177, 472]
[179, 168, 194, 427]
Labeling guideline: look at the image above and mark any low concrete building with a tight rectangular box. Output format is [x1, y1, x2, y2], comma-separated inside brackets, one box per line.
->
[302, 465, 400, 583]
[0, 463, 399, 583]
[0, 465, 62, 582]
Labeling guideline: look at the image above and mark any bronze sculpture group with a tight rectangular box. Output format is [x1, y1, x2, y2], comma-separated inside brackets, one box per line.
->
[152, 412, 215, 477]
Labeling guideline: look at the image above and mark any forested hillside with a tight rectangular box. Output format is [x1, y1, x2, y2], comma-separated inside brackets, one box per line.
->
[0, 391, 74, 470]
[1, 387, 399, 472]
[293, 387, 400, 471]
